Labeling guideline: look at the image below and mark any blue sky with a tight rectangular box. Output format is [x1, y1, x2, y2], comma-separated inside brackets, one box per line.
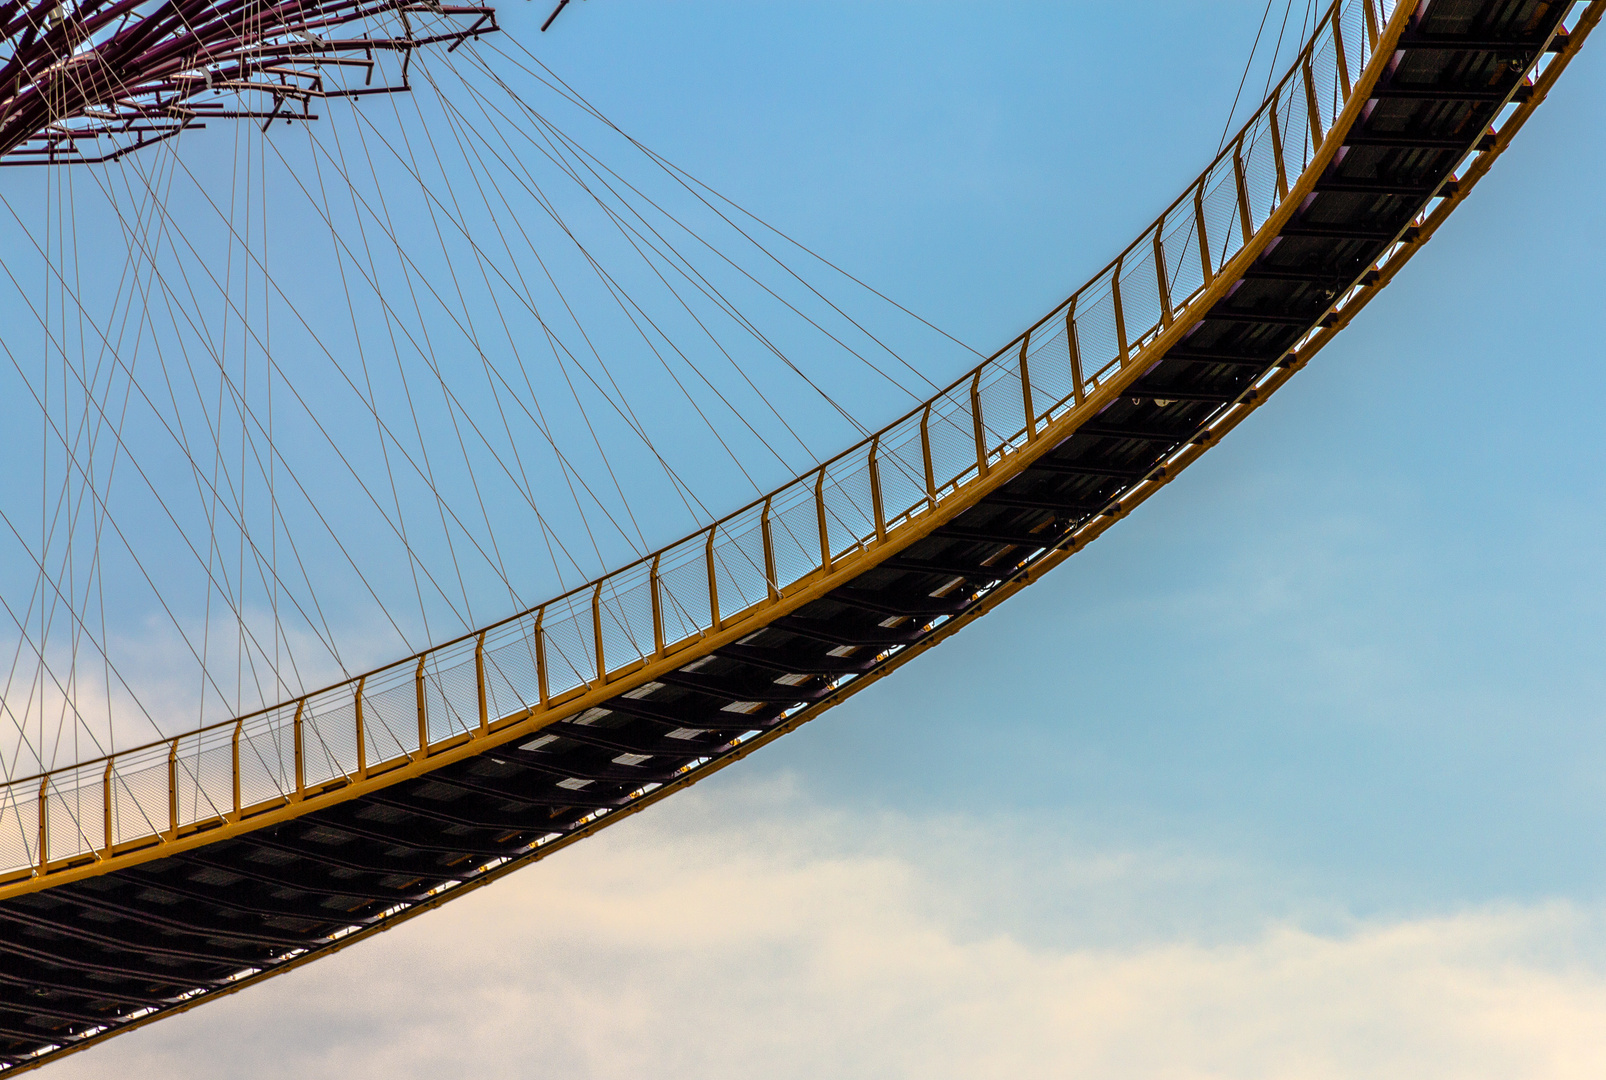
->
[524, 0, 1606, 925]
[44, 2, 1606, 1076]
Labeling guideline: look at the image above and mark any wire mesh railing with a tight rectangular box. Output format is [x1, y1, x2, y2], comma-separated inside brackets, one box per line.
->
[0, 0, 1403, 883]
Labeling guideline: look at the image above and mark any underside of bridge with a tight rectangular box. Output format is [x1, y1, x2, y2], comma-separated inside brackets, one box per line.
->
[0, 0, 1587, 1069]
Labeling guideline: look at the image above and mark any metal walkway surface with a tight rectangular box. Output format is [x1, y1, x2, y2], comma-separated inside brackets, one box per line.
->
[0, 0, 1596, 1068]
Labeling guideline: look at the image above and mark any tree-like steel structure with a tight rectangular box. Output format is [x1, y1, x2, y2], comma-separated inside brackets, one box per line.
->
[0, 0, 494, 163]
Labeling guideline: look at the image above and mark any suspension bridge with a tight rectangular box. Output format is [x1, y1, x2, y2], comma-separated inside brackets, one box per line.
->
[0, 0, 1596, 1070]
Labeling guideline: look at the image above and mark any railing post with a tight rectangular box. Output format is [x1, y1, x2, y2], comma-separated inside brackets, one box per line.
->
[815, 467, 832, 573]
[293, 699, 305, 800]
[649, 555, 664, 659]
[1112, 259, 1130, 366]
[1193, 186, 1214, 287]
[36, 777, 47, 873]
[705, 529, 721, 630]
[354, 676, 367, 780]
[592, 582, 606, 686]
[1019, 333, 1036, 440]
[920, 403, 936, 507]
[231, 720, 242, 819]
[869, 435, 887, 542]
[415, 654, 429, 757]
[534, 607, 550, 706]
[1233, 137, 1254, 246]
[1066, 302, 1085, 404]
[1303, 56, 1325, 148]
[166, 739, 178, 840]
[761, 496, 779, 601]
[1331, 0, 1352, 101]
[1153, 230, 1173, 329]
[970, 371, 989, 478]
[1268, 95, 1290, 202]
[475, 630, 489, 733]
[102, 760, 113, 857]
[1363, 0, 1380, 53]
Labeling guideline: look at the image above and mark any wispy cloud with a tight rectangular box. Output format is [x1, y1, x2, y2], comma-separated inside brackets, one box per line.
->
[52, 775, 1606, 1080]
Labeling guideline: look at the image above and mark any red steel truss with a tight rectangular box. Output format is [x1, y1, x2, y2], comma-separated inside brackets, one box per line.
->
[0, 0, 495, 163]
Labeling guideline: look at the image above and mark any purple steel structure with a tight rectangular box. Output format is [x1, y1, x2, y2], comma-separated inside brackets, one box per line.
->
[0, 0, 495, 164]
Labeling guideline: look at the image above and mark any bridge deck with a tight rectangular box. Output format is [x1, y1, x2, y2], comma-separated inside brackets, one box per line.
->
[0, 0, 1594, 1069]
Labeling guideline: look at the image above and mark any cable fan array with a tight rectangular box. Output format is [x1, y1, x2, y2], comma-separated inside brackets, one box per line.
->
[0, 6, 975, 785]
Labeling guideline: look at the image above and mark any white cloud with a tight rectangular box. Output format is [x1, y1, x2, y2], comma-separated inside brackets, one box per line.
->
[48, 775, 1606, 1080]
